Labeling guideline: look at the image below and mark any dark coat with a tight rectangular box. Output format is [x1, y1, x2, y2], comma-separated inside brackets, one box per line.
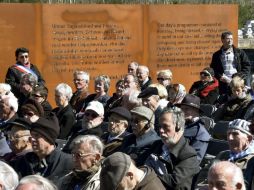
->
[210, 46, 251, 94]
[52, 104, 76, 139]
[184, 119, 210, 162]
[41, 100, 53, 118]
[189, 79, 219, 104]
[10, 148, 73, 183]
[5, 62, 45, 97]
[70, 89, 89, 113]
[104, 93, 123, 121]
[83, 93, 110, 109]
[147, 137, 200, 190]
[141, 77, 152, 91]
[134, 166, 166, 190]
[120, 129, 161, 167]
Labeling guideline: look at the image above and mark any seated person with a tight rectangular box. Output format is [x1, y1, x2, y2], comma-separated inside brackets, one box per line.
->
[101, 107, 131, 157]
[189, 67, 219, 104]
[100, 152, 166, 190]
[213, 75, 254, 122]
[57, 135, 103, 190]
[145, 107, 200, 190]
[177, 94, 211, 162]
[120, 106, 161, 166]
[166, 83, 186, 107]
[214, 119, 254, 190]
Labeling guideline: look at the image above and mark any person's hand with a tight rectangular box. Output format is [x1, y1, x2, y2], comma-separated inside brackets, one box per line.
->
[220, 74, 231, 84]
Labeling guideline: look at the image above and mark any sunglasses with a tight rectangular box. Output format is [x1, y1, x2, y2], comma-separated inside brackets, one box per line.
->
[72, 152, 94, 160]
[19, 55, 29, 59]
[84, 112, 99, 118]
[200, 72, 210, 77]
[157, 78, 171, 81]
[32, 94, 43, 98]
[23, 112, 35, 117]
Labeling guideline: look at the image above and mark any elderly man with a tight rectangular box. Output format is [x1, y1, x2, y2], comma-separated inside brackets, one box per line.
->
[124, 73, 140, 91]
[63, 101, 106, 153]
[57, 135, 103, 190]
[136, 65, 152, 91]
[208, 161, 246, 190]
[128, 61, 139, 75]
[2, 118, 33, 163]
[70, 71, 90, 113]
[138, 86, 162, 134]
[210, 31, 250, 95]
[101, 107, 131, 156]
[0, 161, 19, 190]
[177, 94, 210, 162]
[120, 106, 160, 166]
[11, 116, 73, 182]
[5, 47, 45, 98]
[215, 119, 254, 190]
[146, 107, 200, 190]
[100, 152, 166, 190]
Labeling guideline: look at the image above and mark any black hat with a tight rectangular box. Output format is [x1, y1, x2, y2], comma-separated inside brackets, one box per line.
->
[100, 152, 131, 190]
[109, 107, 132, 121]
[21, 98, 44, 117]
[138, 87, 159, 98]
[6, 117, 32, 130]
[177, 94, 201, 110]
[31, 116, 60, 145]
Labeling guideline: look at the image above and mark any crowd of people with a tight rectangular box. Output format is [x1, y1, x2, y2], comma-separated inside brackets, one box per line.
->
[0, 30, 253, 190]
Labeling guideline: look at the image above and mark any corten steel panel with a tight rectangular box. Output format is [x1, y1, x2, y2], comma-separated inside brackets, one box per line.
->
[0, 4, 238, 106]
[147, 5, 238, 89]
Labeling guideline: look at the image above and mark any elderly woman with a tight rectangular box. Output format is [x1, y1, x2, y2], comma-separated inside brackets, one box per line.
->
[52, 83, 76, 139]
[57, 135, 103, 190]
[32, 85, 52, 117]
[83, 75, 111, 108]
[167, 83, 187, 107]
[70, 71, 90, 113]
[157, 69, 173, 87]
[149, 83, 169, 109]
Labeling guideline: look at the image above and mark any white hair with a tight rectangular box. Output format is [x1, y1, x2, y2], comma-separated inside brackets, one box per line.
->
[71, 135, 104, 155]
[0, 161, 19, 190]
[73, 70, 90, 83]
[0, 92, 18, 112]
[55, 83, 73, 101]
[0, 83, 11, 96]
[17, 175, 57, 190]
[138, 65, 149, 74]
[157, 69, 173, 79]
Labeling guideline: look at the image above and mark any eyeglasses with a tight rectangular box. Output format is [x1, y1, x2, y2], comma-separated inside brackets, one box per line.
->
[19, 55, 29, 59]
[72, 152, 94, 160]
[109, 118, 125, 124]
[8, 134, 30, 141]
[200, 72, 210, 77]
[73, 79, 85, 82]
[157, 78, 171, 81]
[84, 112, 99, 119]
[32, 94, 43, 98]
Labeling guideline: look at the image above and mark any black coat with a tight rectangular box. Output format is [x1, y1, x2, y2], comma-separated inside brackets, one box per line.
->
[210, 46, 251, 94]
[52, 104, 76, 139]
[10, 148, 73, 183]
[140, 77, 153, 91]
[147, 137, 200, 190]
[41, 100, 53, 118]
[5, 62, 45, 97]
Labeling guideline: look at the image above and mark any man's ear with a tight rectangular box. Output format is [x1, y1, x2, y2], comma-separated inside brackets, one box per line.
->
[248, 135, 253, 143]
[126, 171, 134, 179]
[95, 153, 101, 161]
[236, 182, 242, 190]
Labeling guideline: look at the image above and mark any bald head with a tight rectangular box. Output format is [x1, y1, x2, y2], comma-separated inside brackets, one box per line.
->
[208, 161, 245, 190]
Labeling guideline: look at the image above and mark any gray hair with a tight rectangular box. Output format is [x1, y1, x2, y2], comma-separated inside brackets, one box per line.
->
[95, 75, 111, 93]
[138, 65, 149, 74]
[71, 135, 104, 155]
[55, 83, 73, 101]
[0, 83, 11, 96]
[0, 161, 19, 190]
[209, 161, 245, 190]
[160, 107, 185, 132]
[0, 92, 18, 112]
[73, 70, 90, 83]
[20, 73, 38, 87]
[157, 69, 173, 79]
[17, 175, 57, 190]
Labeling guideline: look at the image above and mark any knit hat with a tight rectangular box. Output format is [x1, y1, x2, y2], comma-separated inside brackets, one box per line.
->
[138, 87, 159, 98]
[20, 98, 44, 117]
[100, 152, 131, 190]
[130, 106, 155, 124]
[85, 101, 104, 116]
[228, 119, 252, 136]
[31, 116, 60, 144]
[7, 117, 32, 130]
[109, 107, 132, 121]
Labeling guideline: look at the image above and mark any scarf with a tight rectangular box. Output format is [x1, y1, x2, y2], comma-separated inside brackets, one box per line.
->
[229, 141, 254, 162]
[200, 78, 219, 97]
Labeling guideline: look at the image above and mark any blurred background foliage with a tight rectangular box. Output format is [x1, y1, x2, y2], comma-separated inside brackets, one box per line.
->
[0, 0, 253, 28]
